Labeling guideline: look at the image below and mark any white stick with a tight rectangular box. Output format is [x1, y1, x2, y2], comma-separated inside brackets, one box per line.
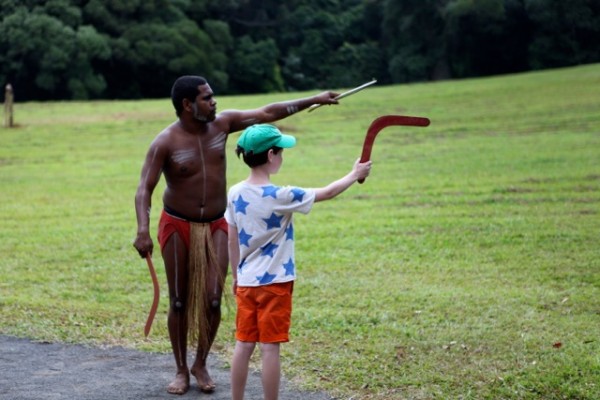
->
[307, 79, 377, 113]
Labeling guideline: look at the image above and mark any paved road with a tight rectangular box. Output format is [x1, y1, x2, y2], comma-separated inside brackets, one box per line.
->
[0, 335, 333, 400]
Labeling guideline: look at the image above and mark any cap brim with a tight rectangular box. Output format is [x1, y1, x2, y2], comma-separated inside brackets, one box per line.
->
[277, 134, 296, 149]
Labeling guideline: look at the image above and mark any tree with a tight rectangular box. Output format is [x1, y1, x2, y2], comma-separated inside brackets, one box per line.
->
[108, 21, 215, 98]
[81, 0, 229, 98]
[2, 0, 599, 100]
[0, 3, 110, 100]
[525, 0, 600, 69]
[383, 0, 450, 82]
[445, 0, 509, 77]
[227, 36, 284, 93]
[326, 42, 385, 87]
[280, 3, 364, 89]
[201, 19, 234, 93]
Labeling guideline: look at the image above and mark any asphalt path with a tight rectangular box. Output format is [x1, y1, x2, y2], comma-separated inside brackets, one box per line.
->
[0, 335, 333, 400]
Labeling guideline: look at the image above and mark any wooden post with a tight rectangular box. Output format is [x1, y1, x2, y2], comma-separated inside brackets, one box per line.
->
[4, 83, 14, 128]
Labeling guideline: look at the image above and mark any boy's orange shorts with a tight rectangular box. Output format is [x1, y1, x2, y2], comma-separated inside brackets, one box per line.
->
[235, 281, 294, 343]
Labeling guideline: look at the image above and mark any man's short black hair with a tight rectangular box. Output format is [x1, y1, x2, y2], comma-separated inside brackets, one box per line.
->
[236, 146, 282, 168]
[171, 76, 207, 116]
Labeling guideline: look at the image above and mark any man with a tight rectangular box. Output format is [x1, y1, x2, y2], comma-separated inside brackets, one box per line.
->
[133, 75, 339, 395]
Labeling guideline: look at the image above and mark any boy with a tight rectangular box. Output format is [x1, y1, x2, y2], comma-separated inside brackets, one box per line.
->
[225, 124, 372, 400]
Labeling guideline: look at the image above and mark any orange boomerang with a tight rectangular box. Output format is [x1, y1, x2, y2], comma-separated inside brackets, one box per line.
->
[359, 115, 431, 183]
[144, 254, 160, 337]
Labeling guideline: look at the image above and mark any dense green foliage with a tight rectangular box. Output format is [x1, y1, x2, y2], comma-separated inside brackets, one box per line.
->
[1, 0, 599, 100]
[0, 64, 599, 399]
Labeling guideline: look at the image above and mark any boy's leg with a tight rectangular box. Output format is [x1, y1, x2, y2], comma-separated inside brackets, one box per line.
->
[260, 342, 281, 400]
[231, 341, 256, 400]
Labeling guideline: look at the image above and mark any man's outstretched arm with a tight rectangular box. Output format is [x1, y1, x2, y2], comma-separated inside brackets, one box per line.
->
[223, 91, 340, 134]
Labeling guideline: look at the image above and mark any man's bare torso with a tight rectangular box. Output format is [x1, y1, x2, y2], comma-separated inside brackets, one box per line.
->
[160, 120, 229, 221]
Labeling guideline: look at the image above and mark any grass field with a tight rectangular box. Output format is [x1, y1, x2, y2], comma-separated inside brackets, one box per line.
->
[1, 64, 599, 399]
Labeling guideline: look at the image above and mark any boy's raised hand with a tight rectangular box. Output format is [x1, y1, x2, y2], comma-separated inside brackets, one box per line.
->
[353, 158, 372, 181]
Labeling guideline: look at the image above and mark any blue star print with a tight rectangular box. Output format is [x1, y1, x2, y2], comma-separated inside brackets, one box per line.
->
[263, 212, 283, 230]
[256, 272, 277, 284]
[283, 258, 295, 276]
[262, 185, 280, 199]
[285, 224, 294, 241]
[238, 258, 247, 273]
[234, 195, 250, 214]
[239, 228, 252, 247]
[260, 242, 279, 257]
[291, 188, 305, 202]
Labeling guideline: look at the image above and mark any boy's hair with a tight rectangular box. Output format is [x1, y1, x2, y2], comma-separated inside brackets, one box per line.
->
[171, 75, 207, 117]
[236, 146, 282, 168]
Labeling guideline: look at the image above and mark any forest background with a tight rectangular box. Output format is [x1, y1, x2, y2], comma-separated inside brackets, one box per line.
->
[1, 0, 599, 101]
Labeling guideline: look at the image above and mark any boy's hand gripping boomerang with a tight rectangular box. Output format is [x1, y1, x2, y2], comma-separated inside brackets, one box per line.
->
[144, 254, 160, 337]
[359, 115, 431, 183]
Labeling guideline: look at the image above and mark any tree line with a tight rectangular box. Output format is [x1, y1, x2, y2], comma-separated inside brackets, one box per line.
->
[1, 0, 598, 101]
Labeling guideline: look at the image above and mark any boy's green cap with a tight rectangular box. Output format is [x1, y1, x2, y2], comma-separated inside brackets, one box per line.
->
[237, 124, 296, 154]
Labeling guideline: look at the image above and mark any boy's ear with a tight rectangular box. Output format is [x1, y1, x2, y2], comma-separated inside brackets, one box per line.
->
[267, 149, 274, 162]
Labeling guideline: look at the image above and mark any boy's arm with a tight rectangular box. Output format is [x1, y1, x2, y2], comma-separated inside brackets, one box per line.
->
[314, 159, 372, 202]
[228, 224, 240, 294]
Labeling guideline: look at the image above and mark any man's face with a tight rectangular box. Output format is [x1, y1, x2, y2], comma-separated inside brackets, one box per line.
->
[191, 84, 216, 122]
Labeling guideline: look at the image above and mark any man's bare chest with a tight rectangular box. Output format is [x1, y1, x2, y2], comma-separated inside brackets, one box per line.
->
[166, 132, 228, 176]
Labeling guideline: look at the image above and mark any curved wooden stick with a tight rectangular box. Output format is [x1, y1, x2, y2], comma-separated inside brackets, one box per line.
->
[144, 254, 160, 337]
[359, 115, 430, 183]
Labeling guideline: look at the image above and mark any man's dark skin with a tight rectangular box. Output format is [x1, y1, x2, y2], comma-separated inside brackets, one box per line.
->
[134, 76, 338, 395]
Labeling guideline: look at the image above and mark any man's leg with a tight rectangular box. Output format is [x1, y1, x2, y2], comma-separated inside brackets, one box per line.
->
[191, 228, 228, 392]
[162, 233, 190, 394]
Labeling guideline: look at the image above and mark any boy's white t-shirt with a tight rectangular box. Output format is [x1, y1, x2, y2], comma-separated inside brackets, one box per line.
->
[225, 182, 316, 287]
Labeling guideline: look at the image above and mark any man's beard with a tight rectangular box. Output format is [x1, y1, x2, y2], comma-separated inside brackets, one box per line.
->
[192, 103, 209, 122]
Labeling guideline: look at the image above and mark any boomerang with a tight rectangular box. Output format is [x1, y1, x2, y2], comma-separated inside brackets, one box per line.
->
[307, 79, 377, 113]
[359, 115, 431, 183]
[144, 254, 160, 337]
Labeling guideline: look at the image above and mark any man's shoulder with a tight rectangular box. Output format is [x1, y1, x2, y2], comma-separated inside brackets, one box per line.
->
[211, 113, 234, 133]
[154, 121, 179, 140]
[154, 121, 200, 146]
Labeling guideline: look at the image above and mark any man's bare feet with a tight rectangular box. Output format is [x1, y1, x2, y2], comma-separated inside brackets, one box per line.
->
[191, 365, 216, 393]
[167, 371, 190, 395]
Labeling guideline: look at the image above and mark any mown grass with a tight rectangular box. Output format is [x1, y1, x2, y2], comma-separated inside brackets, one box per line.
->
[1, 64, 599, 399]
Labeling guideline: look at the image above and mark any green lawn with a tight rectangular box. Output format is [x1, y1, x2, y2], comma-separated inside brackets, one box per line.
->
[1, 64, 598, 399]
